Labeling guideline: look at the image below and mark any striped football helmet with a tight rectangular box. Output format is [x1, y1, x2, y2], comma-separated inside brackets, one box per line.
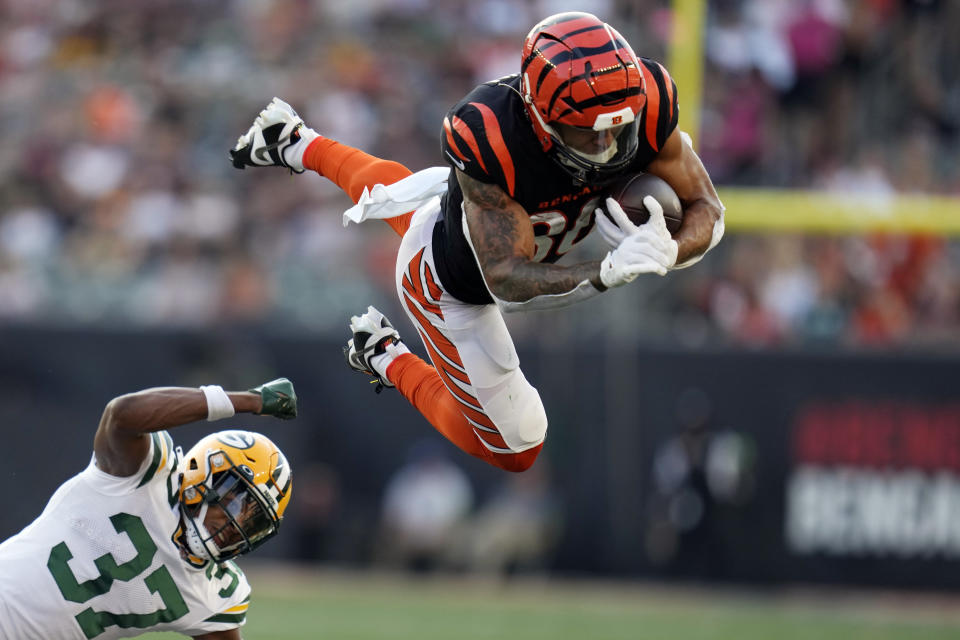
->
[175, 430, 292, 564]
[521, 12, 646, 184]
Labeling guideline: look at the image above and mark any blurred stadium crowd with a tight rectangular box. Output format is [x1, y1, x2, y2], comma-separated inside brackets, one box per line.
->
[0, 0, 958, 349]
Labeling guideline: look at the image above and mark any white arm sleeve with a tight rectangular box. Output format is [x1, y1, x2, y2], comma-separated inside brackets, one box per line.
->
[671, 207, 725, 270]
[494, 279, 604, 313]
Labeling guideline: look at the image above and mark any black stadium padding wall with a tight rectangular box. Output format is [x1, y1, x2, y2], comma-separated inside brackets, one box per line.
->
[3, 325, 959, 590]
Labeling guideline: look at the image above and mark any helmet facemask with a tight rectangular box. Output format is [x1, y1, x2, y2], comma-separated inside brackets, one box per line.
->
[175, 430, 291, 565]
[180, 459, 279, 562]
[543, 107, 641, 184]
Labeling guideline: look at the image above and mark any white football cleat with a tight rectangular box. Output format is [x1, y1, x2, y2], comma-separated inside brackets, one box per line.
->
[229, 97, 317, 173]
[344, 306, 408, 393]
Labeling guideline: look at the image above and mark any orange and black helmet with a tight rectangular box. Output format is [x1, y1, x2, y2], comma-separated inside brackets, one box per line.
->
[521, 12, 645, 184]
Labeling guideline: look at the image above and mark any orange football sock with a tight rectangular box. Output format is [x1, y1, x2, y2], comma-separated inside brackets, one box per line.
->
[386, 353, 542, 473]
[303, 137, 414, 237]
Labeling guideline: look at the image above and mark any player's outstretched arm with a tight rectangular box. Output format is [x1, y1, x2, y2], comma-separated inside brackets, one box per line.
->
[644, 129, 724, 266]
[94, 378, 297, 477]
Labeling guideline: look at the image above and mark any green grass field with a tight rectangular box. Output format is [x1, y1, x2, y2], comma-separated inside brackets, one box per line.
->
[143, 565, 960, 640]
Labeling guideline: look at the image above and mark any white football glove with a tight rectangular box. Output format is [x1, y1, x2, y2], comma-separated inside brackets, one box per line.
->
[594, 197, 630, 248]
[595, 196, 671, 249]
[598, 196, 679, 288]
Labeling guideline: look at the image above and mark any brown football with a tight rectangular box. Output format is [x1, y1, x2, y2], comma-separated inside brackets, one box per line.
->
[604, 173, 683, 233]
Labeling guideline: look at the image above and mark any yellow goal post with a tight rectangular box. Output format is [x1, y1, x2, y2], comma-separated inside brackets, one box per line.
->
[667, 0, 960, 235]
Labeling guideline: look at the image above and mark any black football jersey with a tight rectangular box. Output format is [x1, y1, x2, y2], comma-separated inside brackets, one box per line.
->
[433, 58, 679, 304]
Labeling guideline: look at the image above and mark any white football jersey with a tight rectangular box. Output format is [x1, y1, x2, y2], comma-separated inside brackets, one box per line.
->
[0, 431, 252, 640]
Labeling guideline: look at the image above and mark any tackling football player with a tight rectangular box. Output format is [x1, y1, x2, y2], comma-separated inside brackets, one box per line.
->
[230, 12, 724, 473]
[0, 378, 297, 639]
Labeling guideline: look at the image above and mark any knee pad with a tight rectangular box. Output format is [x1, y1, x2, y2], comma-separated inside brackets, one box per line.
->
[477, 372, 548, 452]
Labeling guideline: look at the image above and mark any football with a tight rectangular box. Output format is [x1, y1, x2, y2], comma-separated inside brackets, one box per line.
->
[604, 173, 683, 233]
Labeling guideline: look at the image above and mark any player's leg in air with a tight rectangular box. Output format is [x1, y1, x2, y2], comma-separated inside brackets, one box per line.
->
[343, 227, 547, 473]
[229, 98, 414, 236]
[230, 98, 545, 472]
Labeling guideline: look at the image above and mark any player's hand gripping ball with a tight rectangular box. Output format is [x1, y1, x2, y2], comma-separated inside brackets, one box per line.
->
[596, 173, 683, 248]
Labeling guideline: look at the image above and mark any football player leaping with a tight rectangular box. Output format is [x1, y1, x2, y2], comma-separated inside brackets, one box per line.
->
[0, 379, 297, 639]
[231, 12, 723, 473]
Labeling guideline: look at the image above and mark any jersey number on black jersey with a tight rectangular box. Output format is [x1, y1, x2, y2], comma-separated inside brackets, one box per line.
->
[529, 196, 603, 262]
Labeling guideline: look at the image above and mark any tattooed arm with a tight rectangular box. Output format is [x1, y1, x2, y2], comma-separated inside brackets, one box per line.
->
[458, 170, 609, 309]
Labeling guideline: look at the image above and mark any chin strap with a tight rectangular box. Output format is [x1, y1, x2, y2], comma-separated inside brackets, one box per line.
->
[173, 521, 211, 567]
[183, 503, 216, 561]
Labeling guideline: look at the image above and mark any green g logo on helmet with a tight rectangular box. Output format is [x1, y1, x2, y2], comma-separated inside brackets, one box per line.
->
[217, 431, 257, 450]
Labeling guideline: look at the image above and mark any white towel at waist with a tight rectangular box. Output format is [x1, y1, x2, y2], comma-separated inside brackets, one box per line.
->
[342, 166, 450, 226]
